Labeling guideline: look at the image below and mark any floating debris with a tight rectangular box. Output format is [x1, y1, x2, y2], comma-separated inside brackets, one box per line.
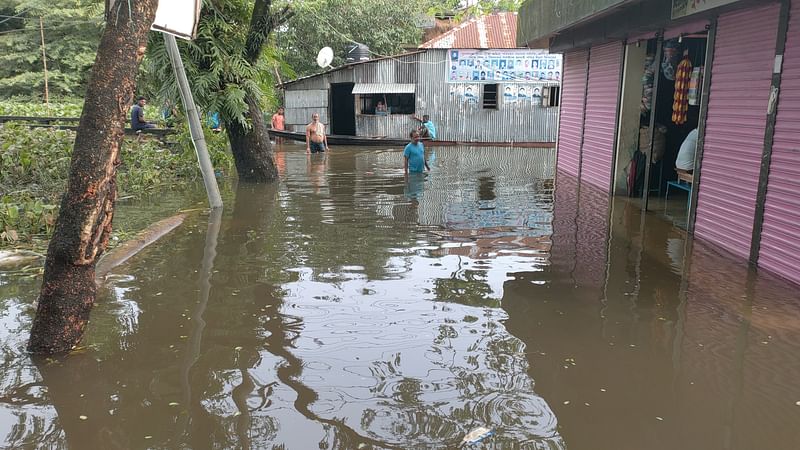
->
[168, 402, 179, 407]
[79, 415, 88, 420]
[460, 427, 494, 446]
[563, 401, 570, 405]
[656, 417, 664, 421]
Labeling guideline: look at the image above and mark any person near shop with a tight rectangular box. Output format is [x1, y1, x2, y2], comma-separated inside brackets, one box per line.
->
[413, 114, 437, 140]
[675, 128, 698, 173]
[404, 129, 430, 175]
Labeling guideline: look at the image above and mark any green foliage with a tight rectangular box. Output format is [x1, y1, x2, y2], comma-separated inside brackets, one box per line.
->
[140, 0, 284, 130]
[0, 99, 84, 117]
[276, 0, 428, 76]
[0, 0, 103, 100]
[275, 0, 524, 77]
[0, 122, 234, 246]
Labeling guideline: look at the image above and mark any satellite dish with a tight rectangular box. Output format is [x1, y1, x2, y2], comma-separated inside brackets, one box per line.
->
[317, 47, 334, 69]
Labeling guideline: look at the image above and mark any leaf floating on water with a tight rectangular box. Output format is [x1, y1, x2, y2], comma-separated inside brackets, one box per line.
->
[600, 388, 607, 392]
[79, 415, 87, 420]
[563, 401, 570, 405]
[169, 402, 179, 407]
[234, 346, 243, 351]
[656, 417, 664, 421]
[796, 401, 800, 406]
[144, 435, 153, 439]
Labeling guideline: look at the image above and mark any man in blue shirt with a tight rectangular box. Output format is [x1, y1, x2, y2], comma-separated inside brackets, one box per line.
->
[404, 130, 430, 175]
[131, 97, 156, 131]
[413, 114, 436, 140]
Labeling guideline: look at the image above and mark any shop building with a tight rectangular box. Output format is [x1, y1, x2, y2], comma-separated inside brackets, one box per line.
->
[518, 0, 800, 285]
[280, 13, 561, 145]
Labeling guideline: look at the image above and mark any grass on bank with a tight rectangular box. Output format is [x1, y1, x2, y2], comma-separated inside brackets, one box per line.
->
[0, 121, 234, 251]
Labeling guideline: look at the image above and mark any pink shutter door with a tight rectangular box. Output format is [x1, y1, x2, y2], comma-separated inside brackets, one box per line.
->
[694, 3, 780, 259]
[580, 41, 623, 191]
[557, 49, 589, 177]
[759, 1, 800, 284]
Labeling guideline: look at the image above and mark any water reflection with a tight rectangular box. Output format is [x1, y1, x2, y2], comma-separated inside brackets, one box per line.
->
[1, 146, 799, 449]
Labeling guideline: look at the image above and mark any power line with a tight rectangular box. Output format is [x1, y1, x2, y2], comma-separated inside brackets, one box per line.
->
[0, 9, 29, 25]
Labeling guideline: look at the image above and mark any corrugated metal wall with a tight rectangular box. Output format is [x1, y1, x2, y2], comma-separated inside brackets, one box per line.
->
[416, 49, 559, 143]
[556, 49, 589, 177]
[356, 115, 418, 139]
[580, 41, 623, 192]
[285, 90, 328, 131]
[694, 3, 780, 260]
[759, 0, 800, 284]
[284, 50, 559, 142]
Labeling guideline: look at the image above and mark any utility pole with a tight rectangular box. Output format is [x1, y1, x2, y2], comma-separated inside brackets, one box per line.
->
[163, 33, 223, 209]
[39, 16, 49, 106]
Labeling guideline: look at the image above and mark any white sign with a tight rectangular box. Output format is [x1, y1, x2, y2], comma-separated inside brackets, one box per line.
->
[446, 49, 562, 84]
[151, 0, 202, 41]
[671, 0, 740, 19]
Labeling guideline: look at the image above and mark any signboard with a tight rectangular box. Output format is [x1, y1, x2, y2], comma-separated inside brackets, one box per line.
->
[447, 49, 563, 84]
[151, 0, 202, 40]
[672, 0, 740, 19]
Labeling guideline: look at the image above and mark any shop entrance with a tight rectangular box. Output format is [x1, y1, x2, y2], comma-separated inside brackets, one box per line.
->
[616, 31, 709, 227]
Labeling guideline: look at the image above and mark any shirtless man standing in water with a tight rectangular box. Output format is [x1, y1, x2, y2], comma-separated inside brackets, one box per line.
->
[305, 113, 328, 154]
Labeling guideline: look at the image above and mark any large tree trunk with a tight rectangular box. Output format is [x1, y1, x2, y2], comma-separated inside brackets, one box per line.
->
[224, 0, 292, 183]
[225, 95, 278, 182]
[28, 1, 159, 354]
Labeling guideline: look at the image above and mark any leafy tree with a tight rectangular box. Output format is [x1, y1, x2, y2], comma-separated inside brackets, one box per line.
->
[275, 0, 525, 77]
[143, 0, 292, 182]
[0, 0, 102, 100]
[276, 0, 429, 76]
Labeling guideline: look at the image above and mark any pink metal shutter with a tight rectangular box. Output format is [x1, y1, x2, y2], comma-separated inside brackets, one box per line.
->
[557, 49, 589, 177]
[580, 41, 623, 191]
[759, 1, 800, 284]
[694, 3, 780, 259]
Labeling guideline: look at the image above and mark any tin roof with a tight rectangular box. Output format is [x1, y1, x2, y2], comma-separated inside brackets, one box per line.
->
[278, 51, 424, 88]
[419, 12, 520, 49]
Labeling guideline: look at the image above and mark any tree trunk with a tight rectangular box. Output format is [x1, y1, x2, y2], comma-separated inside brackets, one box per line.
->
[224, 0, 292, 183]
[28, 1, 159, 354]
[225, 95, 278, 182]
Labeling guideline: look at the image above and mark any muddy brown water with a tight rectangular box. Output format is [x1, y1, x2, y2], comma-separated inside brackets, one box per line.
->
[1, 144, 799, 449]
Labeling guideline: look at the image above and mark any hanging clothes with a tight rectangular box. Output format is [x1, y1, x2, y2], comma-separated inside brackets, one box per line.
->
[672, 55, 692, 124]
[687, 66, 703, 106]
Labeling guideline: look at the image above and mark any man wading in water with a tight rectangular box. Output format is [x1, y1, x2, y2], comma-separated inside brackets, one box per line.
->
[306, 113, 328, 154]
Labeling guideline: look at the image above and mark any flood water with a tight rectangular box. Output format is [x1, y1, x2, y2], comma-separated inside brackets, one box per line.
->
[2, 144, 800, 449]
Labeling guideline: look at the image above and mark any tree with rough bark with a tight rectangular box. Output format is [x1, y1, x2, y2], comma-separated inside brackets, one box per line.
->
[28, 0, 159, 354]
[144, 0, 293, 183]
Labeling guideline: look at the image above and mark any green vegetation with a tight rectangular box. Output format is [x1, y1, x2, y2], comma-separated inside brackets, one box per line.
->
[0, 0, 102, 100]
[0, 122, 233, 249]
[0, 99, 83, 117]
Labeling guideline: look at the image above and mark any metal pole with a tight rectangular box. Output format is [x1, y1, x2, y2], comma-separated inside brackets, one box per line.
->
[39, 17, 49, 106]
[163, 33, 223, 209]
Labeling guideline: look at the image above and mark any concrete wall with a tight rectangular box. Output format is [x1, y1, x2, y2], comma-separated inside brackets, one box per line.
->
[517, 0, 629, 45]
[613, 43, 648, 194]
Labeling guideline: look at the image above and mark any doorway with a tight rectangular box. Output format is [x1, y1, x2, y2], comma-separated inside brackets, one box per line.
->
[618, 32, 708, 227]
[330, 83, 356, 135]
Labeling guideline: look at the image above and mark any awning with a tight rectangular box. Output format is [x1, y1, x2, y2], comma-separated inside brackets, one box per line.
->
[351, 83, 416, 94]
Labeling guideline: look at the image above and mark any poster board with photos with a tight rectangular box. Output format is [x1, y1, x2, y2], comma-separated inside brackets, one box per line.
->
[447, 49, 563, 84]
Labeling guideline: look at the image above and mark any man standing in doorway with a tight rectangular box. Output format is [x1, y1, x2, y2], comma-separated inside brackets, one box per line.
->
[131, 96, 155, 131]
[305, 112, 328, 154]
